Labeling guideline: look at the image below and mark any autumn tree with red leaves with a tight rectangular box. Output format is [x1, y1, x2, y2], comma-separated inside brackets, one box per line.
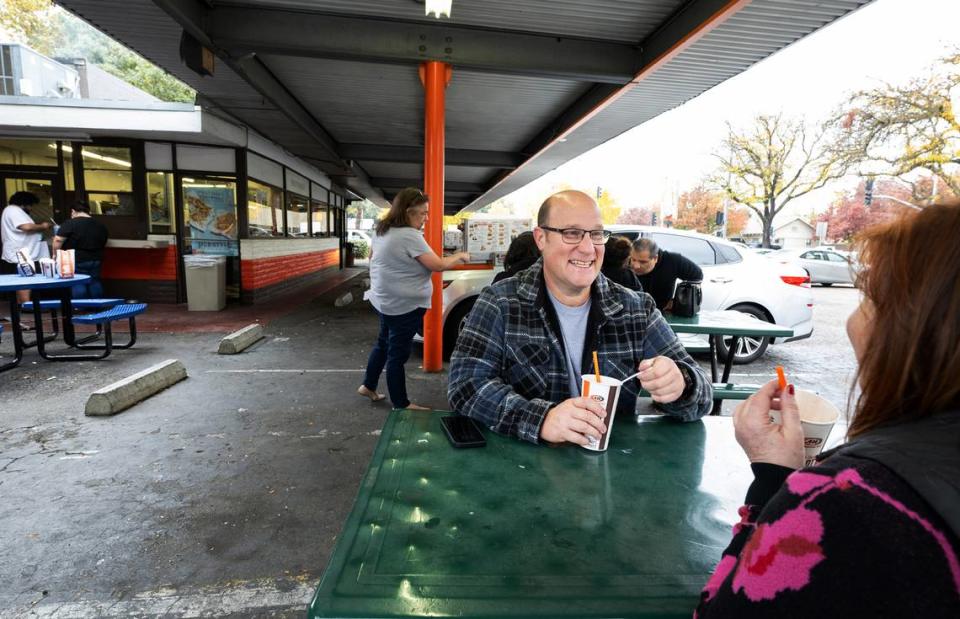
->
[674, 185, 750, 236]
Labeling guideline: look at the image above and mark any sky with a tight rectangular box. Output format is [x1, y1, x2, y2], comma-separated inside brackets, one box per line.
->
[491, 0, 960, 226]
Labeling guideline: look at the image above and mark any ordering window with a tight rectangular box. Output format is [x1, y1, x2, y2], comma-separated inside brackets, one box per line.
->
[147, 172, 175, 234]
[0, 139, 60, 167]
[247, 179, 284, 237]
[287, 193, 309, 237]
[78, 145, 135, 216]
[311, 199, 329, 237]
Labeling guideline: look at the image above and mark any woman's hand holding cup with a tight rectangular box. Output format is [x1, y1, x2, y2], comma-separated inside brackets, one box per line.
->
[733, 379, 804, 469]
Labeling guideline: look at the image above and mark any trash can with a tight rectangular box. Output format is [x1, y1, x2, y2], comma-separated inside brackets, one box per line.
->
[344, 242, 355, 267]
[183, 255, 226, 311]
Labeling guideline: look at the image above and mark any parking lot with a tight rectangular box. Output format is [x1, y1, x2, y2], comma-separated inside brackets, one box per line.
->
[0, 281, 860, 618]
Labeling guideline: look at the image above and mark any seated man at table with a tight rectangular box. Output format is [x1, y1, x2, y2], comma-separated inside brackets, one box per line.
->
[448, 190, 712, 446]
[630, 238, 703, 311]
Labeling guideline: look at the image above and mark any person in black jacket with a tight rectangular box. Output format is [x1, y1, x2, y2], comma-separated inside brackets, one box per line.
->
[600, 235, 643, 292]
[492, 231, 540, 283]
[630, 238, 702, 311]
[52, 200, 109, 298]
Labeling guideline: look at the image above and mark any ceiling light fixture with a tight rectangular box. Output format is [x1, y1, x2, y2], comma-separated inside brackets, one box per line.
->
[425, 0, 452, 19]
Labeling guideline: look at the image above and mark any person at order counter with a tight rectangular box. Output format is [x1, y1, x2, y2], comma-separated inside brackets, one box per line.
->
[448, 190, 712, 445]
[695, 202, 960, 618]
[492, 231, 540, 284]
[359, 187, 469, 410]
[1, 191, 53, 306]
[630, 237, 703, 311]
[52, 200, 108, 298]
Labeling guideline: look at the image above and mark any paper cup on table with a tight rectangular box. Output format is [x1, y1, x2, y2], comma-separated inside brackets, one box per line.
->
[796, 390, 840, 466]
[580, 374, 622, 452]
[770, 389, 840, 466]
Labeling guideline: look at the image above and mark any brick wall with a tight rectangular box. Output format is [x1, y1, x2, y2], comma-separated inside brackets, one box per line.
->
[240, 249, 339, 291]
[101, 246, 179, 303]
[240, 246, 341, 304]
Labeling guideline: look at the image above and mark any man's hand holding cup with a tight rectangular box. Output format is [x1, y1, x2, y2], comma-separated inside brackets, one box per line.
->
[637, 356, 686, 403]
[541, 397, 607, 446]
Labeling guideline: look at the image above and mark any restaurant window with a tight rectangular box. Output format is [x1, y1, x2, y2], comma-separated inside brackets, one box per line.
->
[311, 199, 328, 237]
[147, 172, 175, 234]
[62, 147, 75, 191]
[0, 45, 14, 95]
[78, 145, 135, 216]
[332, 206, 344, 238]
[0, 139, 60, 167]
[247, 179, 284, 237]
[287, 193, 309, 237]
[182, 176, 238, 256]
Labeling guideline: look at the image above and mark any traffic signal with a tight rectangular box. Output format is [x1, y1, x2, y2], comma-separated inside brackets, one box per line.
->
[715, 210, 724, 226]
[864, 178, 874, 206]
[651, 213, 658, 226]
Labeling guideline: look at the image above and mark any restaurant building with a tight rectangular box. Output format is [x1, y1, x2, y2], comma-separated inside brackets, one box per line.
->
[1, 92, 349, 305]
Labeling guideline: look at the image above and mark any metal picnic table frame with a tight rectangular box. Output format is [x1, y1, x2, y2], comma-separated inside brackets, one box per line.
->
[0, 274, 92, 372]
[665, 310, 794, 413]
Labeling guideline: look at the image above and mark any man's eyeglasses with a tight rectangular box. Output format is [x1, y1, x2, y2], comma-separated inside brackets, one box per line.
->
[539, 226, 611, 245]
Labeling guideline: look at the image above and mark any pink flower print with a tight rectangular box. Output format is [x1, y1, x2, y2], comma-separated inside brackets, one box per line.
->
[701, 555, 738, 604]
[785, 470, 832, 496]
[731, 506, 826, 601]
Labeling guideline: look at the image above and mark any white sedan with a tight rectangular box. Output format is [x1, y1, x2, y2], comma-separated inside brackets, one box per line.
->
[432, 226, 813, 364]
[768, 248, 859, 286]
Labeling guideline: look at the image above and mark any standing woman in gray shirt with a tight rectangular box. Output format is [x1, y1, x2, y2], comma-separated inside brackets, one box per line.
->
[359, 188, 470, 409]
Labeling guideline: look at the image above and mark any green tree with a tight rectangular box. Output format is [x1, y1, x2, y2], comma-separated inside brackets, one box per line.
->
[836, 51, 960, 202]
[0, 0, 195, 102]
[711, 115, 852, 247]
[347, 199, 385, 229]
[0, 0, 59, 54]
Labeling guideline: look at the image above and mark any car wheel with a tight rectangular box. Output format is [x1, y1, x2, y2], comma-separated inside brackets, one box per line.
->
[715, 304, 771, 365]
[443, 298, 477, 360]
[820, 282, 833, 287]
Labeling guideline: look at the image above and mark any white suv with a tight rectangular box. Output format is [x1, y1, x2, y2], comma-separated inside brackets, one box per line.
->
[433, 226, 814, 363]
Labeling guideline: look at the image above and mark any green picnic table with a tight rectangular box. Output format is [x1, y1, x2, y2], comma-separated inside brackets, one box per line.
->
[307, 410, 752, 619]
[665, 310, 794, 413]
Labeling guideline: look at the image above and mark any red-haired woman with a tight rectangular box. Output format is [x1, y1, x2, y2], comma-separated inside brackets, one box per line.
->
[695, 202, 960, 618]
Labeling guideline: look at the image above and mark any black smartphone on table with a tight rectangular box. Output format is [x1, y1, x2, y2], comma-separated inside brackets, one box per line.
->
[440, 415, 486, 448]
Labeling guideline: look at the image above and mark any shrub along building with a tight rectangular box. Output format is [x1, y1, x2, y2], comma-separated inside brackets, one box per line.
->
[0, 45, 350, 305]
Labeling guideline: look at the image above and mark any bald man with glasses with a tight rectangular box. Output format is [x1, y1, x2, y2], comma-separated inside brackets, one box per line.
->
[449, 190, 712, 446]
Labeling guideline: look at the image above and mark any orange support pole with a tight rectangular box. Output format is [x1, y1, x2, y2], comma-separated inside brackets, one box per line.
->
[421, 61, 450, 372]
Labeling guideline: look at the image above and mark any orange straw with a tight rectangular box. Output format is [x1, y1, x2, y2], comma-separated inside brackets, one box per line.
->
[592, 351, 601, 383]
[776, 365, 787, 391]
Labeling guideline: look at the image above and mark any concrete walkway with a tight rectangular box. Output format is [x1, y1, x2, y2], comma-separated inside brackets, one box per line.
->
[0, 271, 451, 618]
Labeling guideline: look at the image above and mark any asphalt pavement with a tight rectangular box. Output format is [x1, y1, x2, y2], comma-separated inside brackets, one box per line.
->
[0, 280, 861, 618]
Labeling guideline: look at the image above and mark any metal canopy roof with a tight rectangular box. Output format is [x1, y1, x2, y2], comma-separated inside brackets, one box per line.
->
[57, 0, 871, 213]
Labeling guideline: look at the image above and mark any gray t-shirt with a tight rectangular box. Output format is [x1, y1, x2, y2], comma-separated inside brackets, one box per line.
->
[546, 288, 592, 397]
[367, 227, 433, 315]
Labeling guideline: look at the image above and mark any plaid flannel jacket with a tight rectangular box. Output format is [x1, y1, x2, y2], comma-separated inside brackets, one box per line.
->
[448, 259, 713, 444]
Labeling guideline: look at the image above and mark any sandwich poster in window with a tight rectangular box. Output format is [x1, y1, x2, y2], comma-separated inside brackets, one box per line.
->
[185, 187, 239, 256]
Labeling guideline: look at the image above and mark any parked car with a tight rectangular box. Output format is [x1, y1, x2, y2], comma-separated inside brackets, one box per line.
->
[430, 226, 814, 364]
[768, 248, 859, 286]
[347, 229, 373, 245]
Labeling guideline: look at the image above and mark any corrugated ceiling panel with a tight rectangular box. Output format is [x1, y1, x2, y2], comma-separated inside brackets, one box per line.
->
[469, 0, 873, 208]
[262, 56, 591, 153]
[215, 0, 684, 43]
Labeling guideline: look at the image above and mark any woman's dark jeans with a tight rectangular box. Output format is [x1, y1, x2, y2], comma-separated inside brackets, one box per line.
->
[362, 307, 426, 409]
[73, 260, 104, 298]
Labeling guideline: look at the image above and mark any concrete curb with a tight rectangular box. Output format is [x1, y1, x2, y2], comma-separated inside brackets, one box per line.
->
[218, 323, 264, 354]
[85, 359, 187, 416]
